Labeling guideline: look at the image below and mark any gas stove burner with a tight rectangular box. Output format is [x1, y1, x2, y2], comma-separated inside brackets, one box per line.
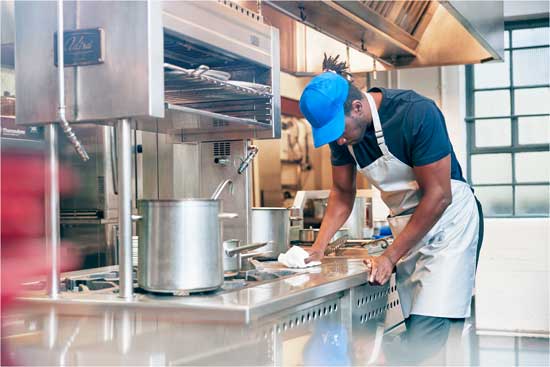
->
[62, 269, 137, 293]
[249, 255, 278, 262]
[134, 279, 249, 297]
[133, 287, 187, 297]
[224, 271, 239, 279]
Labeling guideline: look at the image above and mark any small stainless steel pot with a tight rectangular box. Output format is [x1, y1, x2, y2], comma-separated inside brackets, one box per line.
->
[299, 228, 318, 243]
[312, 198, 328, 220]
[343, 197, 367, 239]
[251, 207, 290, 258]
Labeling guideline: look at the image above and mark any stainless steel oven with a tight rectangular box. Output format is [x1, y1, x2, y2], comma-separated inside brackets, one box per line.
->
[15, 0, 280, 140]
[14, 0, 281, 292]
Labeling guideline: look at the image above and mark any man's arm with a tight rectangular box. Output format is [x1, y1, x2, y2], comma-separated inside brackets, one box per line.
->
[367, 154, 452, 284]
[305, 163, 357, 262]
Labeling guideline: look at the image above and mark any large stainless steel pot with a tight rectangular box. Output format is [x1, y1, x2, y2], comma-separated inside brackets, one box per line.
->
[138, 199, 234, 293]
[251, 207, 289, 258]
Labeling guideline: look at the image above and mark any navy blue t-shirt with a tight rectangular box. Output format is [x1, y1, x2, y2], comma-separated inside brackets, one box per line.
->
[329, 87, 465, 183]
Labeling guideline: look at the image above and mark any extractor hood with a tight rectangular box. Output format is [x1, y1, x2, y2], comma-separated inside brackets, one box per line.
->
[264, 1, 504, 70]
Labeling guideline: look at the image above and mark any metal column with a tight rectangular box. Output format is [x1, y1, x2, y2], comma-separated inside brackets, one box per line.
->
[45, 124, 60, 298]
[117, 119, 133, 299]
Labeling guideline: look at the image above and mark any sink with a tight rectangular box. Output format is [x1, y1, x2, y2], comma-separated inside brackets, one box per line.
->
[228, 269, 298, 282]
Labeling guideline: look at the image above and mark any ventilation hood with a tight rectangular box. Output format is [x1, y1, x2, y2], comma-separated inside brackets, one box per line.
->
[264, 1, 504, 71]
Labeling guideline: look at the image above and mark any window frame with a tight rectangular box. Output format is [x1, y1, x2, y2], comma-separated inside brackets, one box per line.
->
[465, 18, 550, 218]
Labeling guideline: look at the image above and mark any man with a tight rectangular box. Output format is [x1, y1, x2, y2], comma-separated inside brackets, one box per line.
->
[299, 56, 483, 362]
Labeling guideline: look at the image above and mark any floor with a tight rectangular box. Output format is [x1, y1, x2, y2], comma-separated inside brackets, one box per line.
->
[476, 334, 550, 366]
[372, 323, 549, 366]
[394, 305, 550, 367]
[2, 306, 549, 366]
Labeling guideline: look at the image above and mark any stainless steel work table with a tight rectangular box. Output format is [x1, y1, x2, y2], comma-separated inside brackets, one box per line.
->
[4, 258, 405, 365]
[17, 258, 384, 323]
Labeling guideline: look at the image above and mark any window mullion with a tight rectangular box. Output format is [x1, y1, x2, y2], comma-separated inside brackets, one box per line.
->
[466, 65, 475, 185]
[473, 84, 550, 92]
[467, 22, 548, 217]
[505, 18, 549, 31]
[509, 29, 517, 215]
[470, 144, 550, 155]
[506, 44, 550, 51]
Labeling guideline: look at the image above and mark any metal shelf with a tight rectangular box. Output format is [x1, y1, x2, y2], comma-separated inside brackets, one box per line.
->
[164, 63, 272, 124]
[164, 63, 271, 99]
[134, 103, 273, 142]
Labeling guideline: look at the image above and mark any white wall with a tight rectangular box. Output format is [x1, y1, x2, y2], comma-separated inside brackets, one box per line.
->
[504, 1, 549, 19]
[476, 218, 550, 336]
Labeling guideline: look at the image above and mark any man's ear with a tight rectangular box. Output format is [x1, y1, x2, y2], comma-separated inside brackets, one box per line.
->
[352, 100, 363, 114]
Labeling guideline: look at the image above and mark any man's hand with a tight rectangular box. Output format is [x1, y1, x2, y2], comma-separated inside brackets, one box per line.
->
[303, 246, 325, 264]
[363, 255, 394, 285]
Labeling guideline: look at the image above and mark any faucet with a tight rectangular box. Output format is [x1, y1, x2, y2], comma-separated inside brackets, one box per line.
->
[237, 145, 259, 174]
[210, 179, 234, 200]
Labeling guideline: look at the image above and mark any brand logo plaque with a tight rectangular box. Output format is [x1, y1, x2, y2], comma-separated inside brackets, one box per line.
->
[54, 28, 105, 67]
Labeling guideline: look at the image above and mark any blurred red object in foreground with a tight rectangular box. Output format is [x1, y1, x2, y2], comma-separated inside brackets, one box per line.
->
[1, 150, 79, 364]
[1, 151, 78, 299]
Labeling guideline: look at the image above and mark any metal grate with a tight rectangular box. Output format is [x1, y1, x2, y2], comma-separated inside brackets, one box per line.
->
[60, 209, 103, 219]
[357, 285, 400, 324]
[218, 0, 263, 22]
[362, 0, 394, 17]
[352, 282, 391, 326]
[361, 1, 431, 35]
[164, 63, 272, 124]
[275, 300, 339, 334]
[355, 285, 393, 308]
[164, 34, 242, 69]
[213, 119, 230, 128]
[213, 141, 231, 158]
[97, 175, 105, 204]
[164, 64, 271, 98]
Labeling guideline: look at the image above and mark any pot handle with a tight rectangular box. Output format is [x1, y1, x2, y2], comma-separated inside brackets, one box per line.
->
[241, 250, 274, 260]
[218, 212, 239, 219]
[225, 241, 271, 257]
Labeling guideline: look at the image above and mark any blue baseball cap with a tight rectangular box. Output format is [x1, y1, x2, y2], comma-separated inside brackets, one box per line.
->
[299, 72, 349, 148]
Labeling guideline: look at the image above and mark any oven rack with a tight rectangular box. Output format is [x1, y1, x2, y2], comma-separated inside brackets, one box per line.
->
[164, 63, 272, 124]
[164, 63, 272, 99]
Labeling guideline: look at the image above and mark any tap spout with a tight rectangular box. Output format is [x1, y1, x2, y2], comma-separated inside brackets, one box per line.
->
[211, 179, 234, 200]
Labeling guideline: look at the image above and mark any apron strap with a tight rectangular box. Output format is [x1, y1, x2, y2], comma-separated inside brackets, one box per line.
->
[347, 145, 360, 168]
[365, 93, 390, 156]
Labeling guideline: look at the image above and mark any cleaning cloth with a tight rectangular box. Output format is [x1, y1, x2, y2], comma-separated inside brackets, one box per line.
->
[278, 246, 321, 268]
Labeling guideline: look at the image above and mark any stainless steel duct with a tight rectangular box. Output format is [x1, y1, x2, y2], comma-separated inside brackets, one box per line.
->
[264, 0, 504, 71]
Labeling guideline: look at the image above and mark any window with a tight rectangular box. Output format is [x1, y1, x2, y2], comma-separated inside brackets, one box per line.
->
[466, 19, 549, 217]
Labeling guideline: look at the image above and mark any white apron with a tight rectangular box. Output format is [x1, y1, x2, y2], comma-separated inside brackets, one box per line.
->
[348, 93, 479, 318]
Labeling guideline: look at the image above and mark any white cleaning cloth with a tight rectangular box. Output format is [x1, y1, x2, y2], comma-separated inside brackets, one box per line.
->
[278, 246, 321, 268]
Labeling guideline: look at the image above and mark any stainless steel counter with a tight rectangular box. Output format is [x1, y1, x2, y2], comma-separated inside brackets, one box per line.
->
[17, 258, 385, 323]
[4, 258, 405, 365]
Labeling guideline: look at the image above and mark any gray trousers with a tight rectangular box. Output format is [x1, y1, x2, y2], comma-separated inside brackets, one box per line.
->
[384, 315, 458, 365]
[383, 195, 482, 365]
